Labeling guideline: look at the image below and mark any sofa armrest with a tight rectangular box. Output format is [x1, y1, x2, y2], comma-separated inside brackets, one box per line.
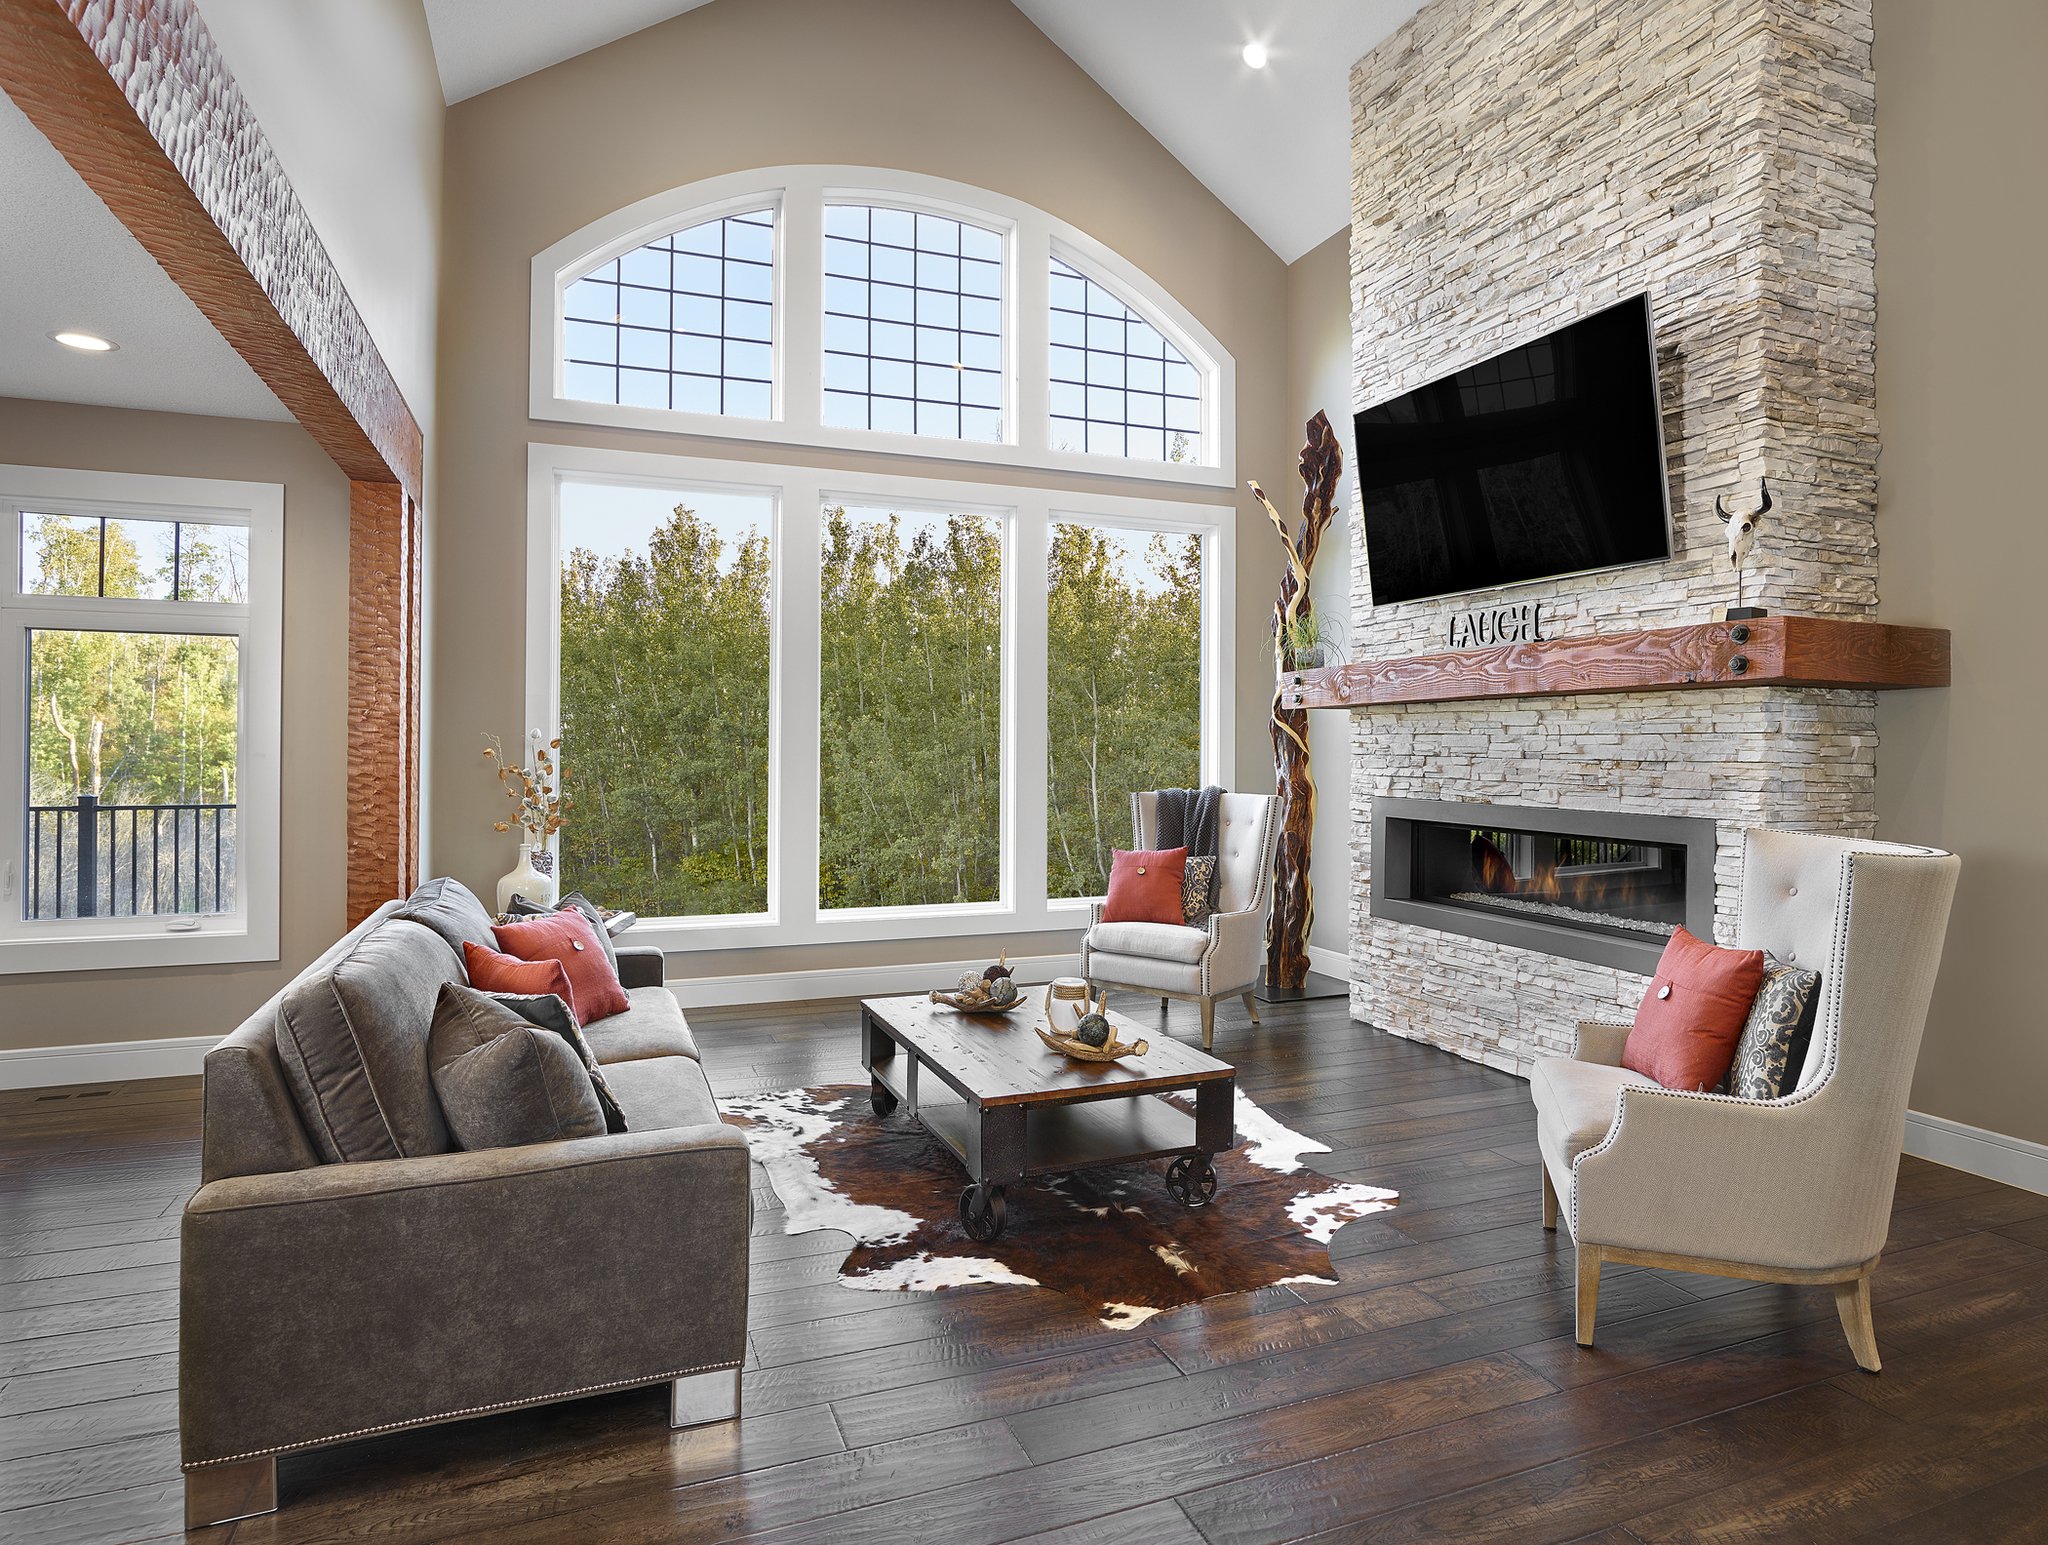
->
[1204, 904, 1264, 997]
[180, 1123, 749, 1467]
[614, 944, 665, 989]
[1573, 1019, 1632, 1067]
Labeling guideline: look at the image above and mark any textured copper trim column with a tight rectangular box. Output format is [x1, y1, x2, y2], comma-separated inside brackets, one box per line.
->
[348, 482, 423, 923]
[1, 0, 427, 915]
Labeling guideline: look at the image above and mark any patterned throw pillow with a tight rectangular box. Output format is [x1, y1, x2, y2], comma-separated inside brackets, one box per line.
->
[1724, 956, 1823, 1100]
[1181, 856, 1217, 928]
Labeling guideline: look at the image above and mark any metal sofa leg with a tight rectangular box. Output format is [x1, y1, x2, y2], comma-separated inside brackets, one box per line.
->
[671, 1367, 742, 1429]
[1540, 1166, 1559, 1231]
[185, 1456, 277, 1529]
[1575, 1245, 1603, 1347]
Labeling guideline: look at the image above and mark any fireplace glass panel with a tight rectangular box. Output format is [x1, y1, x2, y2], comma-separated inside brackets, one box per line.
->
[1411, 819, 1687, 943]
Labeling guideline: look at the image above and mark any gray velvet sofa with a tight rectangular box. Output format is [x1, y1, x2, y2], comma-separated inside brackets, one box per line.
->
[179, 881, 749, 1529]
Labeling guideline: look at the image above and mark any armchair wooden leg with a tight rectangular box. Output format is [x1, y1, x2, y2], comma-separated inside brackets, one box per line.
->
[1540, 1166, 1558, 1231]
[1834, 1274, 1881, 1373]
[185, 1456, 277, 1528]
[1199, 997, 1215, 1051]
[1575, 1245, 1603, 1347]
[1241, 991, 1260, 1025]
[1161, 997, 1169, 1012]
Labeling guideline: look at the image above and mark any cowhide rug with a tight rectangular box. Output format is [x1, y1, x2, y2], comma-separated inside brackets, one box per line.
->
[723, 1085, 1396, 1327]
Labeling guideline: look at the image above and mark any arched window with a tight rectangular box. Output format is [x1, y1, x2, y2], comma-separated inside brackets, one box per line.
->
[532, 168, 1233, 486]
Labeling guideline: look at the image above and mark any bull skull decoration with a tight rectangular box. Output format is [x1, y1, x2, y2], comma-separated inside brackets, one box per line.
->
[1715, 477, 1772, 618]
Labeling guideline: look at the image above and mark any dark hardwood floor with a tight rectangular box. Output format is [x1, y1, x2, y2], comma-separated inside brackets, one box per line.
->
[6, 995, 2048, 1543]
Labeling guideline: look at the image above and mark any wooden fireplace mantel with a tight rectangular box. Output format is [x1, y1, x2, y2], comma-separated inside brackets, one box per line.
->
[1278, 616, 1950, 711]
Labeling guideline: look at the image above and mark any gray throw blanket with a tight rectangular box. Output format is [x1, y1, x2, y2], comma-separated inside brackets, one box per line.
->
[1154, 785, 1225, 909]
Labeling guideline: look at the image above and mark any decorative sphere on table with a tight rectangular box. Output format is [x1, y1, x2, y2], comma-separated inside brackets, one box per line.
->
[1073, 1012, 1112, 1048]
[985, 975, 1018, 1006]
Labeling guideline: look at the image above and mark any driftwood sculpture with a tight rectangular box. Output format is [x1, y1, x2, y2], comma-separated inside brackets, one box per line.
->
[1250, 411, 1344, 995]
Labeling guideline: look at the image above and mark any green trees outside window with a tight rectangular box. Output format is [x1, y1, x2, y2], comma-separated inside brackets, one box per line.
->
[1046, 523, 1201, 898]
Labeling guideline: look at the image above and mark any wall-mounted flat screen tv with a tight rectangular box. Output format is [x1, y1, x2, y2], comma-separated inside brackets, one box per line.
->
[1354, 294, 1672, 606]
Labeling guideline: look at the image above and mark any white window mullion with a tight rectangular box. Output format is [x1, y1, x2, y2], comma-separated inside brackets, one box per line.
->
[775, 469, 825, 931]
[1008, 496, 1050, 930]
[778, 175, 826, 438]
[1012, 216, 1052, 463]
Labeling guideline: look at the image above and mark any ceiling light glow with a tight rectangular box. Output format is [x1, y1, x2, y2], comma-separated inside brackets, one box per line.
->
[1241, 40, 1269, 69]
[52, 330, 117, 353]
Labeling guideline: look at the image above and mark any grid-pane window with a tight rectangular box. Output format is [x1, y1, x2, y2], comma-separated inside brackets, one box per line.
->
[819, 502, 1002, 907]
[563, 210, 775, 419]
[1049, 257, 1203, 465]
[555, 480, 772, 918]
[21, 512, 248, 603]
[821, 206, 1005, 443]
[1046, 523, 1201, 898]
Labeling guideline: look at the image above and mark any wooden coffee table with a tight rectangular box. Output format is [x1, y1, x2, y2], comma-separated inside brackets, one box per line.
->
[859, 993, 1237, 1241]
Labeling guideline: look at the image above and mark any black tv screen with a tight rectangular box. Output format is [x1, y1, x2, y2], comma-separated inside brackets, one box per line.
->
[1354, 295, 1672, 606]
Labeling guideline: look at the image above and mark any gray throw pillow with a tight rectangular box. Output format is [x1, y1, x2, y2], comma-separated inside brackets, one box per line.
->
[1181, 856, 1217, 928]
[429, 983, 606, 1151]
[507, 891, 619, 973]
[1724, 956, 1823, 1100]
[487, 990, 629, 1134]
[396, 876, 499, 960]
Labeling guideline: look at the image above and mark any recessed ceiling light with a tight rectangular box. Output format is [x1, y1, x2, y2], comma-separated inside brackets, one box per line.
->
[1242, 40, 1269, 69]
[52, 330, 118, 353]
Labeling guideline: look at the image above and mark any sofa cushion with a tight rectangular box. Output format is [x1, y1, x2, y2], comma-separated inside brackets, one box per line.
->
[1078, 948, 1204, 996]
[487, 992, 628, 1133]
[1622, 926, 1765, 1092]
[599, 1055, 721, 1131]
[1531, 1056, 1660, 1173]
[428, 984, 606, 1151]
[1724, 957, 1823, 1100]
[508, 891, 619, 973]
[275, 918, 463, 1163]
[491, 910, 631, 1024]
[580, 986, 702, 1064]
[395, 876, 498, 961]
[1086, 919, 1211, 964]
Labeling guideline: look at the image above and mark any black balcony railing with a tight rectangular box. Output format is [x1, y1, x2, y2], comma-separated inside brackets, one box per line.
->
[26, 795, 236, 920]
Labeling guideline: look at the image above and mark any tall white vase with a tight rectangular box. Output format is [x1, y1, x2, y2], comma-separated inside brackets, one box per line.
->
[496, 847, 558, 914]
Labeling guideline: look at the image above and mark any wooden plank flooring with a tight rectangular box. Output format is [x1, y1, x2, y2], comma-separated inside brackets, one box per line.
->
[4, 996, 2047, 1543]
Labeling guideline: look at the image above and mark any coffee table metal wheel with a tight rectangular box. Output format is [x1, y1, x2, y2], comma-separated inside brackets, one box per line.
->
[870, 1078, 898, 1117]
[1166, 1154, 1218, 1208]
[959, 1183, 1007, 1242]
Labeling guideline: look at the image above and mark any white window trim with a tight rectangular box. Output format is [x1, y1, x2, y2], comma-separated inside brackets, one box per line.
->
[529, 166, 1237, 490]
[0, 465, 283, 974]
[526, 442, 1233, 955]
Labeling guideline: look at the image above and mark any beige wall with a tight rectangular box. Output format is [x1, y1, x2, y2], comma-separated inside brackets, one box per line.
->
[0, 399, 349, 1051]
[1874, 0, 2048, 1147]
[430, 0, 1290, 978]
[193, 0, 445, 440]
[1282, 229, 1358, 960]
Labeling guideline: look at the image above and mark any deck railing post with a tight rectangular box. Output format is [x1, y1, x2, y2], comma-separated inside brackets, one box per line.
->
[75, 793, 99, 918]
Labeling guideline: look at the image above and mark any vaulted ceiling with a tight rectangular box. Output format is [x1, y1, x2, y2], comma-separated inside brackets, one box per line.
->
[420, 0, 1428, 263]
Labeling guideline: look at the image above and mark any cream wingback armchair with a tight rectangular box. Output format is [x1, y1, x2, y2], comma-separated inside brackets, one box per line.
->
[1532, 829, 1960, 1373]
[1082, 790, 1282, 1051]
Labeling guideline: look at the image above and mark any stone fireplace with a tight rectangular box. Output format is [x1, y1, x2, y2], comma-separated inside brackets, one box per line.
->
[1343, 0, 1879, 1074]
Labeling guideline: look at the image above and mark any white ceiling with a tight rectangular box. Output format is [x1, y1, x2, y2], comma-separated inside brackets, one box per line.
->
[0, 93, 290, 423]
[1012, 0, 1429, 262]
[422, 0, 718, 105]
[418, 0, 1427, 263]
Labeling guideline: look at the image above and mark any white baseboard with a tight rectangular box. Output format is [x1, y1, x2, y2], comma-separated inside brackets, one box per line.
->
[666, 951, 1081, 1009]
[0, 1034, 216, 1090]
[1306, 944, 1352, 983]
[1903, 1109, 2048, 1198]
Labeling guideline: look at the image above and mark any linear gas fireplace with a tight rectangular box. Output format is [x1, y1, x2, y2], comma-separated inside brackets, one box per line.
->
[1372, 798, 1717, 972]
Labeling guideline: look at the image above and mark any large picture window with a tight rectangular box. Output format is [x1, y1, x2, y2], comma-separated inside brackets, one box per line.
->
[534, 168, 1234, 487]
[530, 446, 1231, 952]
[1, 466, 282, 973]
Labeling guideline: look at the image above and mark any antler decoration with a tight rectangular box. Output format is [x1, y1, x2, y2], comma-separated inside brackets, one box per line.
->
[1252, 411, 1344, 995]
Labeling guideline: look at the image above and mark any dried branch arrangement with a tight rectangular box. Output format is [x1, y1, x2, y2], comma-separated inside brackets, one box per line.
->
[483, 734, 571, 846]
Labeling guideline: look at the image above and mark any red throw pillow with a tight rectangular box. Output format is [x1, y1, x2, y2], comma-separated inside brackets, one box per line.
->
[489, 908, 632, 1024]
[462, 941, 580, 1024]
[1623, 926, 1767, 1092]
[1101, 847, 1190, 926]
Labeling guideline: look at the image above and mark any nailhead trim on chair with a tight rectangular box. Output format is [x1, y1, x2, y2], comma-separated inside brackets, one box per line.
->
[1568, 844, 1863, 1240]
[182, 1357, 744, 1469]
